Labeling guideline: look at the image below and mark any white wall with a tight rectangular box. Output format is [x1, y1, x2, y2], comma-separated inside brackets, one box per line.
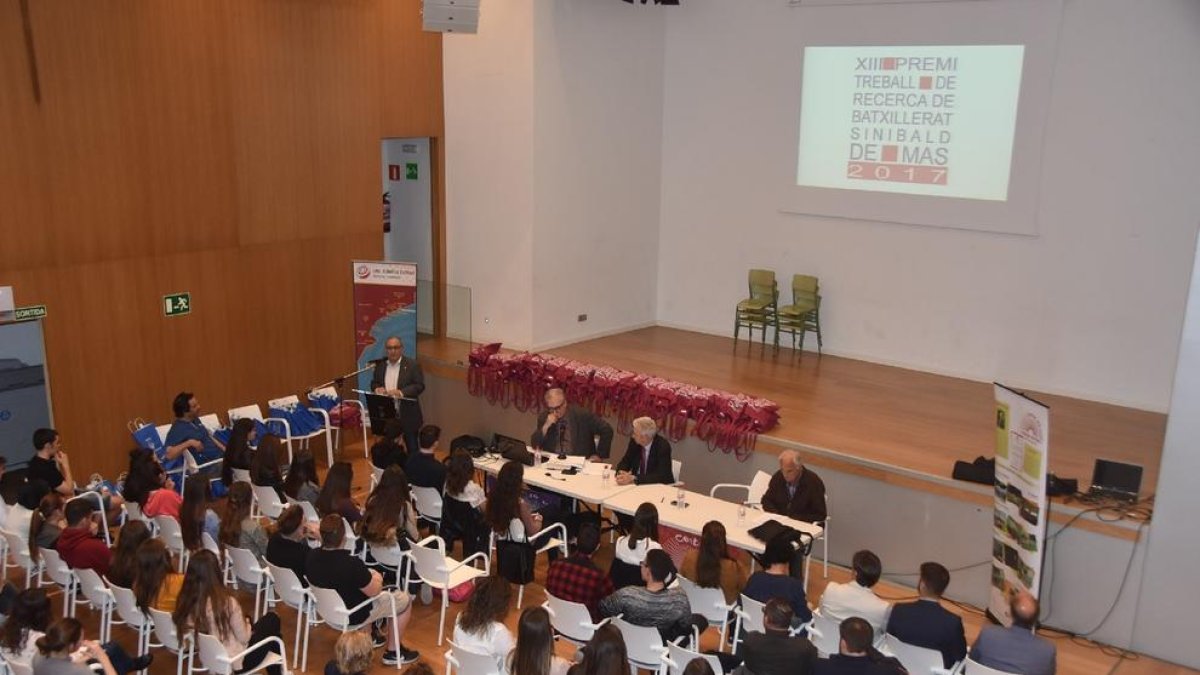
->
[656, 0, 1200, 412]
[382, 138, 433, 280]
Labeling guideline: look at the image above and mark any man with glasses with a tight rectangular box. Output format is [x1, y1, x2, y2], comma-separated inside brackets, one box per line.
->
[371, 336, 425, 455]
[530, 387, 613, 461]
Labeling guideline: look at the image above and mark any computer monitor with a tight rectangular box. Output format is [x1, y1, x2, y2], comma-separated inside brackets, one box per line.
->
[1090, 458, 1143, 502]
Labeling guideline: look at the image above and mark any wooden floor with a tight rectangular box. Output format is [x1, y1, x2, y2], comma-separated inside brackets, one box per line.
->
[35, 447, 1194, 675]
[420, 327, 1168, 502]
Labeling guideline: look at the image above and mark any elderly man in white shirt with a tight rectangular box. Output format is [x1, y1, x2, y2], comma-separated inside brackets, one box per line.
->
[818, 549, 891, 635]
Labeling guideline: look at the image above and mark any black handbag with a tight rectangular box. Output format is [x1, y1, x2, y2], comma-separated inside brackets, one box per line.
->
[496, 539, 535, 584]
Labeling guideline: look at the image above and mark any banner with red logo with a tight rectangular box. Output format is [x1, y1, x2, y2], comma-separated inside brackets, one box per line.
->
[352, 261, 418, 394]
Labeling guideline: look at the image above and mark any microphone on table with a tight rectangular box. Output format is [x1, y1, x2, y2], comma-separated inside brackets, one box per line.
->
[556, 418, 568, 460]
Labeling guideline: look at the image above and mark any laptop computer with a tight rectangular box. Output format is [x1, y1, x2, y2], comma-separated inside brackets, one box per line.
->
[1089, 458, 1143, 502]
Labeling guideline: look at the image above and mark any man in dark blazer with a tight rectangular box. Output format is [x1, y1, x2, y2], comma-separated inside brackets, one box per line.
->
[530, 387, 613, 460]
[614, 417, 675, 486]
[815, 618, 898, 675]
[740, 598, 818, 675]
[761, 449, 827, 523]
[886, 562, 967, 668]
[370, 336, 425, 454]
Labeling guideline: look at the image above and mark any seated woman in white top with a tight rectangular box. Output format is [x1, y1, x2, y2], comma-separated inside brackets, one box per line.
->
[485, 461, 542, 543]
[1, 588, 52, 665]
[508, 606, 571, 675]
[614, 502, 662, 566]
[451, 576, 514, 672]
[444, 450, 486, 509]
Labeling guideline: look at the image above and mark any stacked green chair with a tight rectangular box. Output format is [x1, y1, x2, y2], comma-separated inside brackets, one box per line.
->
[778, 274, 822, 355]
[734, 269, 779, 347]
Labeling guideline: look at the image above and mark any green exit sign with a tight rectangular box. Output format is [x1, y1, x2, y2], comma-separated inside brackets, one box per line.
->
[163, 292, 191, 317]
[13, 305, 47, 321]
[405, 162, 418, 180]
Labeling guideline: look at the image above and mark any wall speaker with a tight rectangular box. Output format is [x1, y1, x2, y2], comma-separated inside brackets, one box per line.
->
[422, 0, 480, 34]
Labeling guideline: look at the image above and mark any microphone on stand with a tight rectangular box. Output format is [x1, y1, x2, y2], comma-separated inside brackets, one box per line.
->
[556, 418, 568, 460]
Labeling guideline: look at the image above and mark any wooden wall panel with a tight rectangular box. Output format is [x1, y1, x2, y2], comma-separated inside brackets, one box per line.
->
[0, 0, 443, 479]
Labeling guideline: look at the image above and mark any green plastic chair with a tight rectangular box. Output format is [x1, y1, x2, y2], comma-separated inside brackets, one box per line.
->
[734, 269, 778, 347]
[778, 274, 822, 354]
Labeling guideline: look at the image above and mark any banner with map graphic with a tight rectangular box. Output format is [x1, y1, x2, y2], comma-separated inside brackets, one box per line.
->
[989, 383, 1049, 625]
[352, 261, 418, 395]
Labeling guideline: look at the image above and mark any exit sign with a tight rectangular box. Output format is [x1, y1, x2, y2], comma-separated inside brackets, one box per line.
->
[163, 292, 191, 317]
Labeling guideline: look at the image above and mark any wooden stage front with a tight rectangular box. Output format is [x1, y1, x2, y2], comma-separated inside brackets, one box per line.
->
[420, 326, 1167, 508]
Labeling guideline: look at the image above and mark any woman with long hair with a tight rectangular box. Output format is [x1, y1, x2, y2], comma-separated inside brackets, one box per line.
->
[121, 448, 169, 508]
[28, 493, 65, 562]
[179, 478, 219, 552]
[566, 624, 631, 675]
[315, 462, 360, 523]
[106, 521, 151, 588]
[679, 520, 747, 604]
[218, 482, 268, 558]
[359, 466, 418, 547]
[250, 434, 286, 498]
[444, 449, 486, 509]
[611, 502, 661, 588]
[173, 550, 282, 675]
[451, 576, 514, 671]
[441, 449, 488, 557]
[282, 449, 320, 505]
[1, 588, 52, 663]
[485, 461, 541, 539]
[132, 539, 184, 612]
[370, 419, 407, 471]
[508, 606, 570, 675]
[26, 612, 148, 675]
[221, 418, 256, 486]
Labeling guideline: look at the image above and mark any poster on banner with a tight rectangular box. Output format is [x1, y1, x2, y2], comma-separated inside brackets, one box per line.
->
[989, 383, 1049, 626]
[352, 261, 418, 396]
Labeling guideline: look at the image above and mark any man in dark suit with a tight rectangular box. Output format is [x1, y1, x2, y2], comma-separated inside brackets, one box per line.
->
[370, 336, 425, 455]
[530, 387, 613, 460]
[761, 449, 827, 523]
[886, 561, 967, 668]
[815, 618, 898, 675]
[740, 598, 818, 675]
[405, 425, 447, 491]
[970, 591, 1056, 675]
[614, 417, 674, 485]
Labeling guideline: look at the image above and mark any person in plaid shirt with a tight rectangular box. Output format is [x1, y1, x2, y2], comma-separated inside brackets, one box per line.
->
[545, 523, 613, 620]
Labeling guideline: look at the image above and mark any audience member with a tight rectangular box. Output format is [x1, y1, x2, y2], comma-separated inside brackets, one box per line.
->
[370, 419, 408, 472]
[614, 417, 674, 486]
[250, 434, 287, 499]
[486, 461, 544, 547]
[173, 550, 281, 675]
[120, 449, 167, 508]
[132, 539, 184, 612]
[325, 631, 372, 675]
[969, 591, 1056, 675]
[680, 520, 748, 604]
[1, 588, 52, 664]
[885, 561, 966, 668]
[599, 549, 701, 643]
[531, 388, 613, 461]
[179, 479, 219, 553]
[105, 521, 151, 588]
[682, 660, 715, 675]
[814, 617, 895, 675]
[545, 523, 614, 621]
[566, 624, 631, 675]
[283, 449, 321, 505]
[401, 663, 435, 675]
[441, 449, 488, 557]
[445, 449, 486, 509]
[508, 606, 571, 675]
[266, 504, 316, 586]
[611, 502, 662, 588]
[743, 537, 812, 625]
[55, 499, 110, 576]
[360, 466, 419, 549]
[220, 418, 256, 486]
[451, 576, 514, 671]
[316, 462, 361, 524]
[740, 598, 818, 675]
[819, 550, 890, 635]
[218, 482, 267, 559]
[141, 476, 183, 520]
[162, 392, 225, 473]
[28, 430, 75, 499]
[306, 515, 418, 666]
[32, 617, 148, 675]
[28, 494, 65, 562]
[405, 425, 446, 491]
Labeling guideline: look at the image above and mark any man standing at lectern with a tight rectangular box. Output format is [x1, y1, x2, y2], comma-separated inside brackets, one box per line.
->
[531, 388, 613, 461]
[371, 336, 425, 455]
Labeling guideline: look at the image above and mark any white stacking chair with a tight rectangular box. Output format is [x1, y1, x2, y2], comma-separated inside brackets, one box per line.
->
[125, 502, 153, 530]
[1, 529, 41, 588]
[37, 547, 80, 617]
[407, 535, 490, 645]
[488, 522, 568, 608]
[74, 568, 117, 643]
[156, 423, 189, 490]
[661, 638, 724, 675]
[709, 470, 772, 506]
[231, 468, 252, 485]
[411, 486, 444, 530]
[443, 640, 503, 675]
[306, 386, 368, 458]
[308, 585, 401, 670]
[269, 395, 334, 466]
[671, 459, 683, 485]
[612, 616, 670, 673]
[341, 518, 360, 555]
[110, 583, 156, 657]
[369, 465, 385, 493]
[731, 594, 766, 651]
[677, 576, 736, 650]
[816, 490, 831, 579]
[6, 658, 33, 675]
[252, 485, 287, 519]
[806, 609, 842, 658]
[226, 546, 270, 621]
[200, 533, 232, 584]
[367, 541, 409, 582]
[65, 492, 111, 546]
[228, 404, 294, 464]
[194, 631, 288, 675]
[882, 634, 958, 675]
[265, 563, 315, 672]
[543, 593, 609, 647]
[149, 607, 194, 675]
[154, 516, 189, 571]
[960, 658, 1021, 675]
[290, 498, 320, 524]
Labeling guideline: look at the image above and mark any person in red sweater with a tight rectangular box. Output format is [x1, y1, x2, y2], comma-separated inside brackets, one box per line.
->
[56, 499, 111, 576]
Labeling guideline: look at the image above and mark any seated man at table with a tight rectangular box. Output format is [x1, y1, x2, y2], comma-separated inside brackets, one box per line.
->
[614, 417, 675, 486]
[761, 450, 826, 524]
[531, 388, 613, 461]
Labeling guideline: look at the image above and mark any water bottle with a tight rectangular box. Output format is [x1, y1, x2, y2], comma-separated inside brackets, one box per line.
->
[676, 487, 686, 508]
[737, 503, 747, 526]
[602, 467, 610, 486]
